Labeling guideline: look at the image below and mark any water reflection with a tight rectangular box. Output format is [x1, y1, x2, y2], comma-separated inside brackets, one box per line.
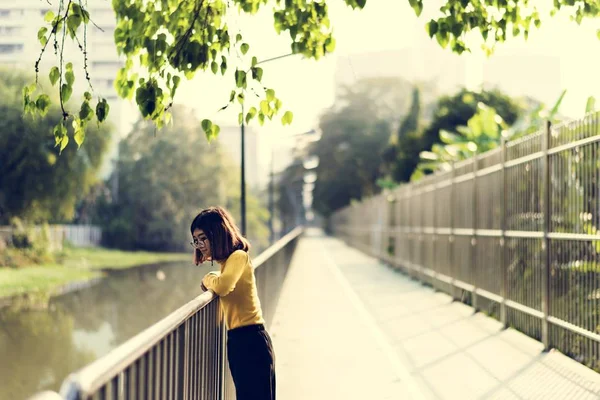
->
[0, 262, 210, 400]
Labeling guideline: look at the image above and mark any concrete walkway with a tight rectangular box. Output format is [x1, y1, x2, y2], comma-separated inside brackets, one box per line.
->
[271, 229, 600, 400]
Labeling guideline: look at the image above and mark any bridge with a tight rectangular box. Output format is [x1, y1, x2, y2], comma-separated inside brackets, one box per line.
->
[31, 113, 600, 399]
[31, 227, 600, 400]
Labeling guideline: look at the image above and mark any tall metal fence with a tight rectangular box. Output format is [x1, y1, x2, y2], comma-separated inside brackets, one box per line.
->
[31, 227, 303, 400]
[332, 112, 600, 373]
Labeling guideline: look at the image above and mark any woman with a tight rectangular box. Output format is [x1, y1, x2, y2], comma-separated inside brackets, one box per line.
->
[190, 206, 276, 400]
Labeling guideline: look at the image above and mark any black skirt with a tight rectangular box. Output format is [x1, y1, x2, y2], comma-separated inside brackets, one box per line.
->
[227, 324, 276, 400]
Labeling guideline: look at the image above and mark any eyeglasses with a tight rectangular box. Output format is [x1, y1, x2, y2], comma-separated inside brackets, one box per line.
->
[190, 237, 208, 249]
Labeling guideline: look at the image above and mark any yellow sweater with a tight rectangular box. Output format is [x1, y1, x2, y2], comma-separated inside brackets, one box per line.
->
[202, 250, 265, 330]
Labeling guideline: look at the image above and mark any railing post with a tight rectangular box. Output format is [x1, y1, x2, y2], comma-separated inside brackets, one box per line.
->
[219, 315, 227, 400]
[176, 322, 189, 400]
[472, 155, 479, 312]
[542, 120, 552, 350]
[450, 162, 457, 300]
[500, 138, 508, 327]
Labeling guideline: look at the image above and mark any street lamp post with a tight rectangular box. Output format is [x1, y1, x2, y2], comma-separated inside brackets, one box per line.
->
[240, 53, 294, 237]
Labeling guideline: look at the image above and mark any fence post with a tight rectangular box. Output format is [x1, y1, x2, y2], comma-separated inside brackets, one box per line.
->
[500, 138, 508, 327]
[541, 120, 552, 350]
[450, 162, 457, 300]
[472, 155, 479, 312]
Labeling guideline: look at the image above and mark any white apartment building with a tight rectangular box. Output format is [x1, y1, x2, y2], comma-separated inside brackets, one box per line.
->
[0, 0, 126, 177]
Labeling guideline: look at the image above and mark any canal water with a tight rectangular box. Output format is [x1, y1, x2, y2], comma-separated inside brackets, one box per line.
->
[0, 262, 212, 400]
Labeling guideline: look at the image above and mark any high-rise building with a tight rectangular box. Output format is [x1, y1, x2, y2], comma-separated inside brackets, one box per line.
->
[0, 1, 126, 177]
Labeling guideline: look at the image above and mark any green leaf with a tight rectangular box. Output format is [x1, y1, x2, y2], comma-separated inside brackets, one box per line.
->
[35, 94, 51, 115]
[96, 98, 110, 122]
[201, 119, 213, 134]
[251, 67, 263, 82]
[61, 84, 72, 103]
[60, 135, 69, 152]
[235, 70, 246, 88]
[79, 100, 94, 121]
[258, 112, 265, 126]
[49, 67, 60, 86]
[409, 0, 423, 16]
[436, 31, 449, 48]
[252, 56, 258, 67]
[220, 58, 227, 75]
[172, 75, 181, 91]
[236, 33, 242, 42]
[585, 96, 596, 113]
[260, 100, 269, 115]
[38, 27, 48, 45]
[65, 69, 75, 85]
[238, 112, 243, 125]
[246, 107, 257, 124]
[84, 91, 92, 101]
[73, 118, 85, 146]
[237, 92, 245, 104]
[355, 0, 366, 8]
[281, 111, 294, 125]
[241, 43, 249, 55]
[229, 90, 236, 102]
[325, 37, 336, 52]
[67, 13, 82, 33]
[426, 21, 438, 37]
[597, 29, 600, 40]
[211, 61, 218, 74]
[44, 10, 55, 23]
[266, 89, 275, 102]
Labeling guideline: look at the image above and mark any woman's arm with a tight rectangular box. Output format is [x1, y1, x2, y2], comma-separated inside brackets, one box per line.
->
[202, 251, 248, 296]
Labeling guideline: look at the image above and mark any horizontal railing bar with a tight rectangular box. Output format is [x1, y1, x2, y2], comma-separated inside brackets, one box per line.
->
[505, 300, 544, 319]
[435, 273, 454, 285]
[547, 316, 600, 344]
[453, 228, 475, 236]
[436, 180, 453, 189]
[505, 151, 544, 168]
[505, 231, 544, 238]
[422, 268, 436, 278]
[474, 229, 502, 237]
[547, 232, 600, 241]
[548, 134, 600, 155]
[475, 288, 504, 304]
[475, 164, 502, 177]
[453, 279, 475, 292]
[453, 173, 475, 184]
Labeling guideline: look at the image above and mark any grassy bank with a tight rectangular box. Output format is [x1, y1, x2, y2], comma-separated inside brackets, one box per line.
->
[0, 247, 190, 301]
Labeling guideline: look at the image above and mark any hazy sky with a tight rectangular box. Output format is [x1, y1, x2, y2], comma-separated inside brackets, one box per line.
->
[171, 0, 600, 174]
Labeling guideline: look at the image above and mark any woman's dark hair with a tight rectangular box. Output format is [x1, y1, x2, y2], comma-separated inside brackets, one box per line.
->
[190, 206, 250, 261]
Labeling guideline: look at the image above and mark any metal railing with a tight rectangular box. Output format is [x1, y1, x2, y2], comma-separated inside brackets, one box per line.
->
[332, 112, 600, 374]
[31, 227, 303, 400]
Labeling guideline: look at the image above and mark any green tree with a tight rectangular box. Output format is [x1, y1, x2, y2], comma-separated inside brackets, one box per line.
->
[311, 78, 411, 217]
[421, 89, 522, 155]
[96, 105, 268, 252]
[0, 69, 112, 224]
[381, 88, 424, 184]
[31, 0, 598, 147]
